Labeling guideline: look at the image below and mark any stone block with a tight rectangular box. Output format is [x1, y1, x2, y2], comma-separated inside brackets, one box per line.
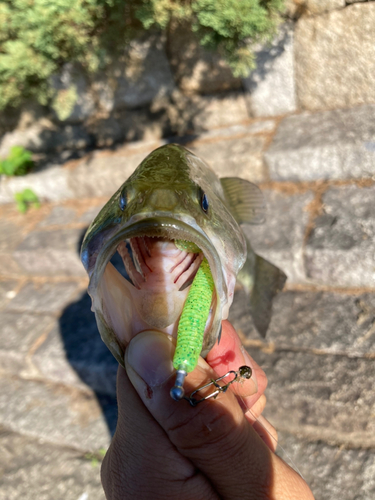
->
[166, 21, 242, 94]
[0, 163, 73, 204]
[38, 206, 77, 227]
[0, 312, 54, 373]
[276, 432, 375, 500]
[265, 105, 375, 181]
[189, 135, 267, 183]
[231, 289, 375, 357]
[0, 255, 23, 276]
[295, 3, 375, 110]
[50, 63, 95, 123]
[243, 23, 297, 117]
[6, 281, 81, 314]
[170, 91, 250, 132]
[0, 375, 113, 451]
[247, 349, 375, 449]
[304, 0, 345, 14]
[113, 34, 175, 110]
[13, 228, 86, 277]
[88, 116, 126, 148]
[0, 280, 19, 310]
[304, 185, 375, 287]
[0, 220, 25, 252]
[67, 149, 157, 199]
[78, 205, 103, 224]
[32, 292, 117, 397]
[0, 121, 94, 158]
[196, 121, 276, 141]
[0, 430, 105, 500]
[243, 189, 314, 283]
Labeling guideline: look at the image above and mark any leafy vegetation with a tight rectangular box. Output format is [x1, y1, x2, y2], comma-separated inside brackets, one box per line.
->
[138, 0, 284, 77]
[0, 0, 284, 110]
[14, 188, 40, 213]
[0, 146, 34, 176]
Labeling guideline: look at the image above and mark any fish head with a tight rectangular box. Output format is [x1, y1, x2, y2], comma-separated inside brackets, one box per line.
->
[81, 144, 247, 366]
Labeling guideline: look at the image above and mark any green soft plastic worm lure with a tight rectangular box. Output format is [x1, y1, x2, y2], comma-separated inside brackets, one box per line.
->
[170, 240, 215, 400]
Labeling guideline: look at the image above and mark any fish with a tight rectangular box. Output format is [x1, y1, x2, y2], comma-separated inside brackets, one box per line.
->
[80, 143, 286, 367]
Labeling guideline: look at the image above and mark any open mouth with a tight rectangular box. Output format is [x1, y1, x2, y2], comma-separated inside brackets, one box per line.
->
[117, 236, 204, 293]
[87, 217, 223, 364]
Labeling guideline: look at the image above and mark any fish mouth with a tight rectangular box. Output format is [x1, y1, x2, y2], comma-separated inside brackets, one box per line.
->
[87, 216, 225, 366]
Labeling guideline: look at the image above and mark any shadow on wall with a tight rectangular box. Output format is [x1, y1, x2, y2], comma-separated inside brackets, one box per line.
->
[58, 228, 123, 436]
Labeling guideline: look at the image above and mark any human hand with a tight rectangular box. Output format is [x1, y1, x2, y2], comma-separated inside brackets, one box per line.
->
[101, 320, 315, 500]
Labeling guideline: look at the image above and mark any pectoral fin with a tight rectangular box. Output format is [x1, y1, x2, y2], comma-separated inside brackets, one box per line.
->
[238, 240, 286, 337]
[220, 177, 266, 225]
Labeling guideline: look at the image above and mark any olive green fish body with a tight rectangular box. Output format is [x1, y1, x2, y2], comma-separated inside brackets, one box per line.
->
[81, 144, 286, 367]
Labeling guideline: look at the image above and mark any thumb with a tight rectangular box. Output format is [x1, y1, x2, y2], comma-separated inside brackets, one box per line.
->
[125, 330, 274, 500]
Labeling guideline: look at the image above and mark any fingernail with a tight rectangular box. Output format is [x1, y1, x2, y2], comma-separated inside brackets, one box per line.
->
[125, 330, 175, 388]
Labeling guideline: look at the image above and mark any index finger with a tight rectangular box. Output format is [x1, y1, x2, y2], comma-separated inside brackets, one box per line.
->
[125, 330, 314, 500]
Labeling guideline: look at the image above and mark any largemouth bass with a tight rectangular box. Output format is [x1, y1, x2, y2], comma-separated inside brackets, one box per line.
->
[81, 144, 286, 368]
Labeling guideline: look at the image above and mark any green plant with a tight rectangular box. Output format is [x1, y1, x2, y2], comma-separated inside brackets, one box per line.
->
[0, 0, 137, 109]
[137, 0, 284, 76]
[14, 188, 40, 213]
[0, 146, 34, 176]
[0, 0, 284, 110]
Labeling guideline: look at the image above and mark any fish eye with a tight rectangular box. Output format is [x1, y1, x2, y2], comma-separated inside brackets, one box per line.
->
[201, 191, 209, 213]
[119, 192, 127, 211]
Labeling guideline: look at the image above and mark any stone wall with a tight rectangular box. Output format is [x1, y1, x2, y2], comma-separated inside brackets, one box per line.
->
[0, 1, 374, 158]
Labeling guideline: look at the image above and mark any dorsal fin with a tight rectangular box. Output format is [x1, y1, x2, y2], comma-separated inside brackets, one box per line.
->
[220, 177, 266, 225]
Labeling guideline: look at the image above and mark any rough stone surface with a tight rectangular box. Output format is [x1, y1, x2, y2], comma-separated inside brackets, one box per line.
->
[194, 121, 276, 141]
[276, 432, 375, 500]
[0, 122, 94, 158]
[0, 375, 114, 452]
[304, 0, 345, 15]
[50, 64, 95, 123]
[0, 255, 23, 277]
[295, 3, 375, 110]
[0, 428, 105, 500]
[5, 281, 81, 315]
[78, 205, 103, 224]
[113, 34, 175, 111]
[265, 105, 375, 181]
[13, 228, 87, 277]
[32, 292, 117, 396]
[231, 290, 375, 357]
[305, 185, 375, 287]
[38, 206, 77, 227]
[0, 220, 29, 275]
[243, 189, 314, 283]
[189, 135, 267, 183]
[0, 280, 18, 309]
[243, 23, 297, 117]
[167, 21, 242, 94]
[0, 164, 73, 203]
[0, 312, 53, 374]
[66, 148, 155, 199]
[247, 349, 375, 448]
[187, 92, 250, 131]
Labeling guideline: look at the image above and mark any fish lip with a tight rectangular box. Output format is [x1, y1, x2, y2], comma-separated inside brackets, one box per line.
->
[88, 214, 227, 310]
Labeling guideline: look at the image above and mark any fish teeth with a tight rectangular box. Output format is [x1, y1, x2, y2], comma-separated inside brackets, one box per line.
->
[143, 236, 151, 257]
[117, 241, 144, 288]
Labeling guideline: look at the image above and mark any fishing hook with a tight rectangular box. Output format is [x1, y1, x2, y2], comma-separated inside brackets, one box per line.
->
[170, 365, 252, 406]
